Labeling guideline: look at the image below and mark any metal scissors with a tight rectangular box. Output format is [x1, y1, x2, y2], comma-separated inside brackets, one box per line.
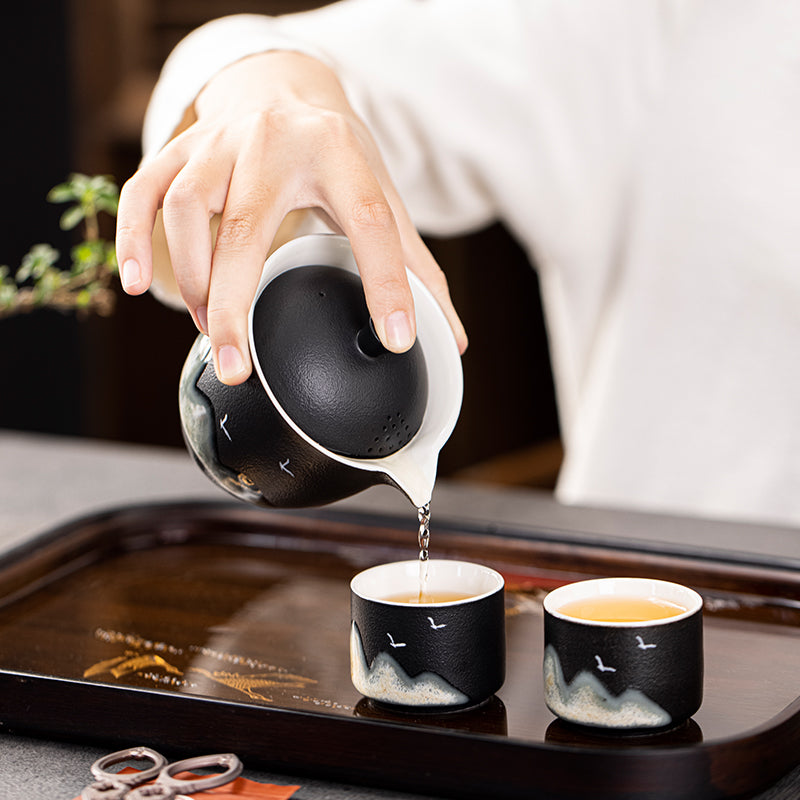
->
[81, 746, 243, 799]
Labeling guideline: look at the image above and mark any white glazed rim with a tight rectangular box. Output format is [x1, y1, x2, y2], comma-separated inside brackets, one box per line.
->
[543, 577, 703, 627]
[351, 560, 504, 606]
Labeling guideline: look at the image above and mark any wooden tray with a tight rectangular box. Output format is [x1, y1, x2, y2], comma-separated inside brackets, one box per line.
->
[0, 501, 798, 799]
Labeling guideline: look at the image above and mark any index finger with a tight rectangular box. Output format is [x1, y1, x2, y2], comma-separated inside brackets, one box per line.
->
[115, 149, 188, 296]
[318, 161, 416, 353]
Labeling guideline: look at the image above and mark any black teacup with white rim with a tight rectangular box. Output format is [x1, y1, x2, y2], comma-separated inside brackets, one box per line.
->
[350, 560, 505, 711]
[543, 577, 703, 732]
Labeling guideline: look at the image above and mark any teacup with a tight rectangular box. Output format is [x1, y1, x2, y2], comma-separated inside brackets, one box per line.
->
[543, 577, 703, 732]
[350, 560, 505, 710]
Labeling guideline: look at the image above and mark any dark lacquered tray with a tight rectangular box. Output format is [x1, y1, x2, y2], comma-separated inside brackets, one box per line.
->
[0, 501, 798, 799]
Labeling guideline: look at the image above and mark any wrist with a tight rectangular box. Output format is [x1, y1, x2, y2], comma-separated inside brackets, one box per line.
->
[195, 50, 346, 119]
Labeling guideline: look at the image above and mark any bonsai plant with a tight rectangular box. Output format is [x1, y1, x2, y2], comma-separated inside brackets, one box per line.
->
[0, 173, 119, 319]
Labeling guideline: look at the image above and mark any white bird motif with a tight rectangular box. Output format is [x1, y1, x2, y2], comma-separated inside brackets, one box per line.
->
[219, 414, 232, 442]
[427, 616, 447, 630]
[636, 635, 657, 650]
[594, 655, 616, 672]
[387, 633, 406, 648]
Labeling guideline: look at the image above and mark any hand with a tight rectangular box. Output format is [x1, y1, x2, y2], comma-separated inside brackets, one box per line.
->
[115, 51, 467, 385]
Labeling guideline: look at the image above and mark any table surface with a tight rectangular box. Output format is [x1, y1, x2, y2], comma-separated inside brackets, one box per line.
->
[0, 428, 798, 800]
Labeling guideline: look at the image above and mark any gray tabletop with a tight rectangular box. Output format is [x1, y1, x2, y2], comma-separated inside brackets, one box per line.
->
[0, 429, 798, 799]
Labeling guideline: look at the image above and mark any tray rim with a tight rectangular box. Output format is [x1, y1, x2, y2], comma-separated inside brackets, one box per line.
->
[5, 497, 800, 571]
[2, 668, 799, 800]
[1, 500, 799, 800]
[4, 499, 800, 588]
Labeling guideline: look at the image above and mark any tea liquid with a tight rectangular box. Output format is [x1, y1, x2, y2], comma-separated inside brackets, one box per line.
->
[417, 503, 431, 601]
[558, 595, 687, 623]
[382, 590, 474, 604]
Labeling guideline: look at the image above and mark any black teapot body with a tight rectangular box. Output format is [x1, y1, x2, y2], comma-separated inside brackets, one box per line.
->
[179, 235, 462, 509]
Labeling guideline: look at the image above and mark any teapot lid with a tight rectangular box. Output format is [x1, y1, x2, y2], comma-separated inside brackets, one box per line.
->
[251, 264, 428, 459]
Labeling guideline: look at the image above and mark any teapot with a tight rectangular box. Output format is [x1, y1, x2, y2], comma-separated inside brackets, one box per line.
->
[178, 234, 463, 509]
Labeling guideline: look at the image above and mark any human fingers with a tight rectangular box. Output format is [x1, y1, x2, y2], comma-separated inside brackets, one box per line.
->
[116, 162, 177, 297]
[374, 179, 468, 354]
[329, 146, 468, 355]
[401, 228, 469, 355]
[115, 136, 206, 314]
[160, 145, 232, 335]
[203, 136, 291, 385]
[310, 202, 467, 353]
[314, 146, 416, 353]
[344, 203, 416, 354]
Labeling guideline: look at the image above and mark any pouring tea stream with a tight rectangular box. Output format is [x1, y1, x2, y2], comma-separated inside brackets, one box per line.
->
[179, 234, 463, 511]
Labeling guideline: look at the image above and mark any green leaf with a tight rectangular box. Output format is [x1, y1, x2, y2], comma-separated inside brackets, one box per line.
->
[47, 183, 78, 204]
[32, 276, 55, 303]
[17, 244, 59, 281]
[38, 268, 63, 293]
[76, 288, 92, 308]
[67, 173, 92, 192]
[96, 195, 119, 217]
[0, 284, 17, 307]
[48, 174, 119, 216]
[105, 242, 118, 271]
[59, 205, 86, 231]
[71, 240, 108, 273]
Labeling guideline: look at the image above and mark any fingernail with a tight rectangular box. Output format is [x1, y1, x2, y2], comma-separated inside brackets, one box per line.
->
[196, 306, 208, 334]
[120, 258, 141, 292]
[384, 311, 414, 351]
[217, 345, 246, 383]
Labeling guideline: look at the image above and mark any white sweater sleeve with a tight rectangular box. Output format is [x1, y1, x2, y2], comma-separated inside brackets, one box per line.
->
[142, 0, 687, 246]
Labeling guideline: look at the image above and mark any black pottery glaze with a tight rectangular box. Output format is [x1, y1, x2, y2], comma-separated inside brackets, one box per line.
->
[194, 361, 385, 507]
[252, 265, 427, 458]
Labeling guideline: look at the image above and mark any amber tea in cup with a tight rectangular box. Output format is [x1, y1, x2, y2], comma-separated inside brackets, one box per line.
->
[381, 590, 475, 604]
[543, 577, 703, 732]
[557, 595, 688, 623]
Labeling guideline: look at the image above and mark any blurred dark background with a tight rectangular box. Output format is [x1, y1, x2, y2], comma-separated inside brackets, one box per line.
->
[0, 0, 561, 490]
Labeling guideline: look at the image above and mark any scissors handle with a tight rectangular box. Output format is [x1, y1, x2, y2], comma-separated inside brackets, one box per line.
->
[90, 746, 168, 786]
[83, 748, 242, 799]
[158, 753, 243, 793]
[81, 779, 129, 800]
[125, 785, 183, 800]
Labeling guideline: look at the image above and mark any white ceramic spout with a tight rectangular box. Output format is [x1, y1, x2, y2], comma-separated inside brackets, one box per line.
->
[249, 234, 463, 509]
